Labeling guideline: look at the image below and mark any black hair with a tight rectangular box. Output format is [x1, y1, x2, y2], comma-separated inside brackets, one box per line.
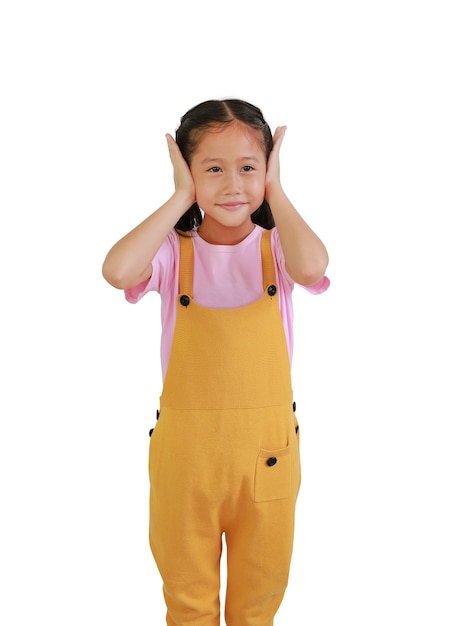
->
[173, 99, 275, 231]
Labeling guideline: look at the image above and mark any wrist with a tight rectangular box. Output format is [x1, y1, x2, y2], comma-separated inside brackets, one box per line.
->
[172, 188, 196, 209]
[265, 180, 284, 204]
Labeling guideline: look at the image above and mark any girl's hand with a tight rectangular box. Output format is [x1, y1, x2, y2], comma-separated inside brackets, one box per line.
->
[265, 126, 287, 200]
[166, 134, 196, 205]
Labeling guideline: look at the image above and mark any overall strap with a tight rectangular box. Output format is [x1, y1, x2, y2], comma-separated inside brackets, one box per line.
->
[261, 229, 276, 290]
[178, 233, 194, 298]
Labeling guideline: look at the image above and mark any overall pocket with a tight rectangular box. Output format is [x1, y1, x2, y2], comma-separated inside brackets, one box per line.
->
[254, 445, 291, 502]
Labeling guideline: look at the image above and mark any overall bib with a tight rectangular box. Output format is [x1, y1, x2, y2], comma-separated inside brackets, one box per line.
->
[149, 230, 301, 626]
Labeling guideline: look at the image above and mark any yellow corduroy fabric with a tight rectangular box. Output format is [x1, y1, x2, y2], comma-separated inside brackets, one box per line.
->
[149, 229, 301, 626]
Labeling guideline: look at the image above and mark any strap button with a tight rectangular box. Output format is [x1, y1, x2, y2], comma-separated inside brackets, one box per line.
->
[267, 285, 277, 296]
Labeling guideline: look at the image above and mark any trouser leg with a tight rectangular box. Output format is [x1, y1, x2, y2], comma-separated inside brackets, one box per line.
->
[224, 410, 300, 626]
[150, 488, 223, 625]
[149, 413, 223, 625]
[224, 497, 296, 626]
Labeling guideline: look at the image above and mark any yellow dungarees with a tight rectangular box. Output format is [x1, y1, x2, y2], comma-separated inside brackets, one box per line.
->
[149, 229, 301, 626]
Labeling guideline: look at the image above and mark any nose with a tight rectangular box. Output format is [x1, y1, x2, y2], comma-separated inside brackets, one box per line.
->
[223, 170, 242, 194]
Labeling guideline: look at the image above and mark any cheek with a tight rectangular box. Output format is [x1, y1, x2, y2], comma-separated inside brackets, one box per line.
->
[191, 171, 207, 200]
[251, 174, 267, 198]
[194, 184, 217, 213]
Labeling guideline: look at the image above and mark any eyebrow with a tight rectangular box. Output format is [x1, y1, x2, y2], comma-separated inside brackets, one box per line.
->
[200, 156, 261, 165]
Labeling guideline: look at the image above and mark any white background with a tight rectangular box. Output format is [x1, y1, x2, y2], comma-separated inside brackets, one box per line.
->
[1, 1, 456, 624]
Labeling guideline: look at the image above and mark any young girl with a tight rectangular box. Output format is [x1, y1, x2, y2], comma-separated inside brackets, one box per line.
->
[102, 99, 329, 626]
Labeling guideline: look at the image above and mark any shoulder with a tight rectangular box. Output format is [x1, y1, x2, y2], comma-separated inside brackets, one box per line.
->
[269, 227, 290, 270]
[155, 228, 182, 262]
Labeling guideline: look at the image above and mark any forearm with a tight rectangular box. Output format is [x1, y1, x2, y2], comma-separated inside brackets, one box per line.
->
[266, 183, 329, 286]
[102, 190, 192, 289]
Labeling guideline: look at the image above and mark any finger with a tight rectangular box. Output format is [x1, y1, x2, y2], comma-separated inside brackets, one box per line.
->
[166, 134, 186, 167]
[165, 133, 177, 154]
[272, 126, 287, 150]
[165, 133, 174, 159]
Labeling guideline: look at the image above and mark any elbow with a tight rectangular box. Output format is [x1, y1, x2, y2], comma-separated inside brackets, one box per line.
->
[102, 259, 129, 290]
[291, 254, 329, 287]
[102, 257, 152, 290]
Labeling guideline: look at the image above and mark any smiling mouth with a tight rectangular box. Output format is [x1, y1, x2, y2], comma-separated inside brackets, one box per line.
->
[218, 202, 246, 211]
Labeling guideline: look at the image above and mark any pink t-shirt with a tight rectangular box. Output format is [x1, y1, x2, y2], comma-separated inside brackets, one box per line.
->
[125, 225, 329, 380]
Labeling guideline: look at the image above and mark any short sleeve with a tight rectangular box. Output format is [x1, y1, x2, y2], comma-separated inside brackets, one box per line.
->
[124, 230, 179, 303]
[302, 275, 330, 294]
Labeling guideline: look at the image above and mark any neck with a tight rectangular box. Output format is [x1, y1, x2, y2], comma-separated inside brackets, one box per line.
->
[197, 217, 255, 245]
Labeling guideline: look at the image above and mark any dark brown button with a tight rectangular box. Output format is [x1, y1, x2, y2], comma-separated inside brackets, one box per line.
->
[267, 285, 277, 296]
[180, 295, 190, 307]
[266, 457, 277, 467]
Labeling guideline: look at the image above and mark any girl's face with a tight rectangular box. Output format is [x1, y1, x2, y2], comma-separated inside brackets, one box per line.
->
[190, 121, 267, 244]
